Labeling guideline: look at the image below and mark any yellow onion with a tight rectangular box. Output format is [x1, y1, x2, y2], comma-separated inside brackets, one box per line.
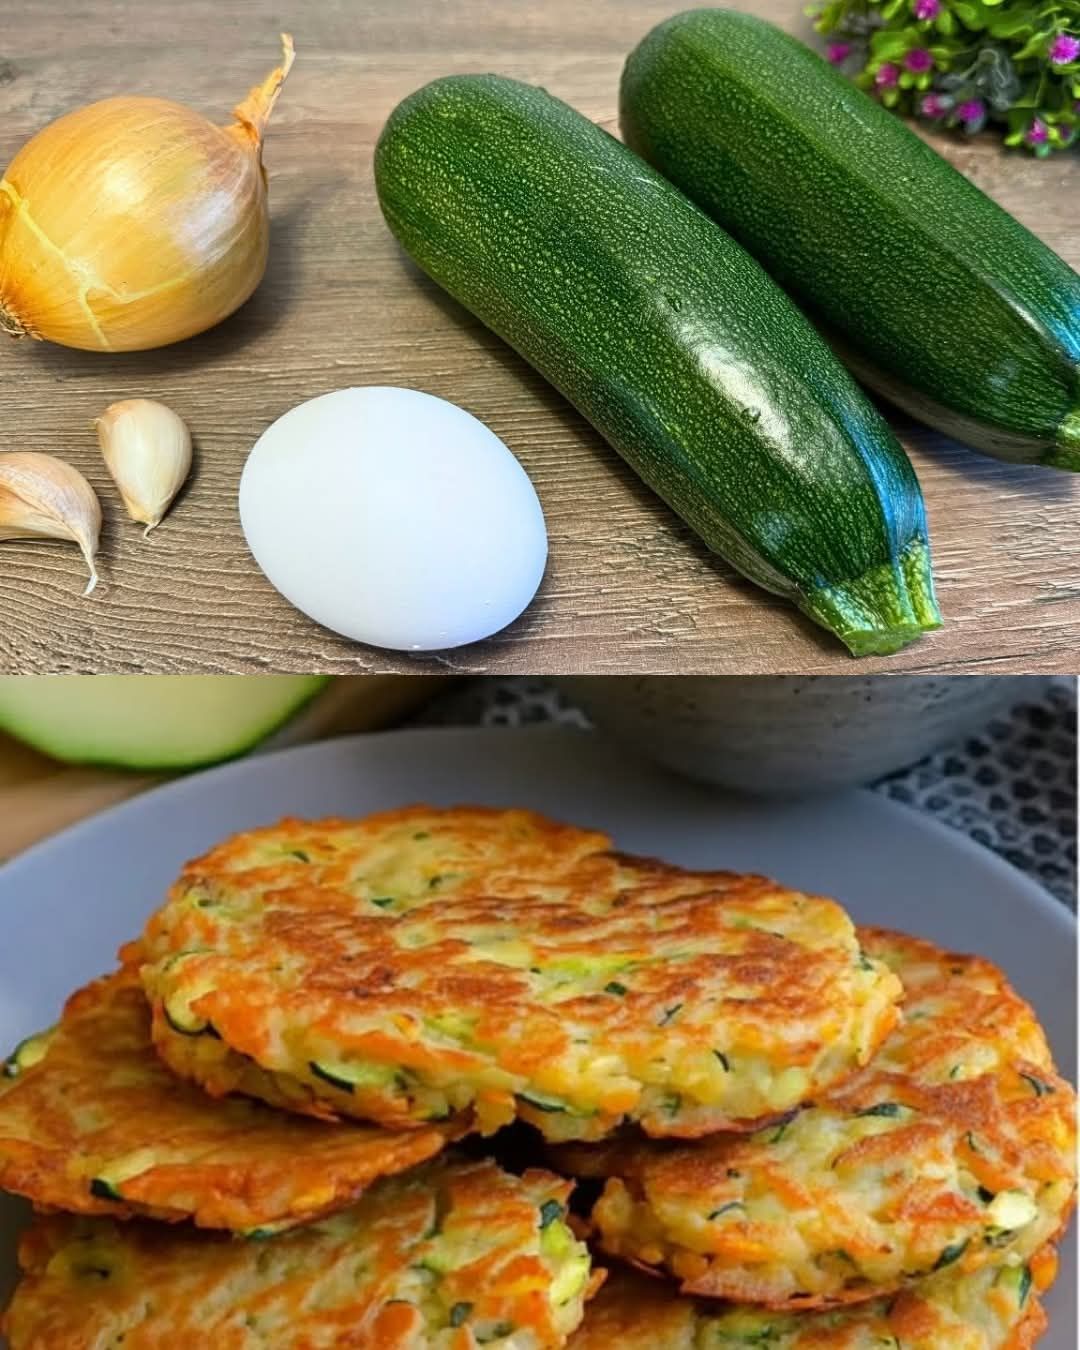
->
[0, 35, 294, 352]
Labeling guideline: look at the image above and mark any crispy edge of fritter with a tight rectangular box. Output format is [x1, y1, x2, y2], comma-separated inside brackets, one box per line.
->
[0, 967, 462, 1231]
[135, 825, 901, 1143]
[2, 1156, 600, 1347]
[566, 1248, 1057, 1350]
[552, 928, 1077, 1309]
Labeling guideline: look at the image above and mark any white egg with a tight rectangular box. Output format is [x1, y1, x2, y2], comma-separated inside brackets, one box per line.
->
[239, 387, 548, 652]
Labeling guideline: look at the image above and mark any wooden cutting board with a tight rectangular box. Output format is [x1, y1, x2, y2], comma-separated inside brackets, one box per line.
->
[0, 0, 1076, 676]
[0, 676, 446, 861]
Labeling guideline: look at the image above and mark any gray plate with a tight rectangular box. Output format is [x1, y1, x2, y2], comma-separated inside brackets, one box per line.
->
[0, 726, 1074, 1343]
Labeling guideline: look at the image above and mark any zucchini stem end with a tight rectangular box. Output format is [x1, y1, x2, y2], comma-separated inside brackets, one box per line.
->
[800, 539, 942, 657]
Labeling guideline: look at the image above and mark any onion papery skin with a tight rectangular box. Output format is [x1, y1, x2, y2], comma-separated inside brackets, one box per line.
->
[0, 40, 291, 352]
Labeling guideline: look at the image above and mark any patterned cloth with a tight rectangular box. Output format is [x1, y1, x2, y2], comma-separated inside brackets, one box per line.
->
[415, 678, 1076, 909]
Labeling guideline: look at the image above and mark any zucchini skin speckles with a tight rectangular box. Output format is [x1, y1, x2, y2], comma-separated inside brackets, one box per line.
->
[375, 74, 939, 655]
[621, 9, 1080, 470]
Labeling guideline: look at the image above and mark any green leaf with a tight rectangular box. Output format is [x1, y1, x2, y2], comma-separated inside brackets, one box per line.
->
[987, 11, 1040, 38]
[871, 29, 915, 57]
[1013, 30, 1055, 60]
[953, 2, 989, 28]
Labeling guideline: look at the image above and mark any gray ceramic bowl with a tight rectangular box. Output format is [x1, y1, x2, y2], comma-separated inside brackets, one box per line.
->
[557, 676, 1042, 796]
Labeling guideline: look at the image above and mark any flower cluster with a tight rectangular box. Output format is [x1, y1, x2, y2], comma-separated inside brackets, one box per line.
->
[809, 0, 1080, 154]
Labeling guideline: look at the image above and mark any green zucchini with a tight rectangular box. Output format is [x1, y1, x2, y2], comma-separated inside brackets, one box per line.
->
[538, 1199, 565, 1229]
[163, 1000, 210, 1037]
[518, 1091, 569, 1114]
[243, 1221, 292, 1241]
[89, 1177, 124, 1202]
[0, 675, 329, 770]
[89, 1148, 158, 1202]
[160, 957, 216, 1037]
[308, 1059, 402, 1094]
[620, 9, 1080, 470]
[374, 75, 940, 656]
[1, 1029, 53, 1079]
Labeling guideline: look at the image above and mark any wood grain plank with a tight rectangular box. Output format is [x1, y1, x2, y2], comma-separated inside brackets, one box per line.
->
[0, 0, 1076, 674]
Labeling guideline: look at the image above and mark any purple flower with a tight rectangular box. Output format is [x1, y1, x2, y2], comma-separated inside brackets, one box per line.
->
[1049, 33, 1080, 65]
[956, 98, 985, 124]
[875, 62, 901, 88]
[826, 41, 852, 64]
[1026, 118, 1049, 146]
[913, 0, 941, 19]
[904, 48, 934, 73]
[921, 93, 949, 119]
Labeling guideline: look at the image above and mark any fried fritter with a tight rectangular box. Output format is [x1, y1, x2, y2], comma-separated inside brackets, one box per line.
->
[553, 929, 1076, 1308]
[2, 1158, 595, 1349]
[136, 807, 901, 1142]
[566, 1252, 1057, 1350]
[0, 969, 457, 1233]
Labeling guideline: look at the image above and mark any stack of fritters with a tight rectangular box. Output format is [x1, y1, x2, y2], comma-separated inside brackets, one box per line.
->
[0, 806, 1073, 1348]
[558, 929, 1076, 1348]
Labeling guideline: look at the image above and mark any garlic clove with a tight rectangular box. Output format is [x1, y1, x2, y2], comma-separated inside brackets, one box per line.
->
[0, 451, 103, 595]
[96, 398, 192, 536]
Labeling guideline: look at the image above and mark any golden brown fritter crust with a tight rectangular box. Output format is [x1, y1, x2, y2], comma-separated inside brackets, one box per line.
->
[136, 807, 901, 1141]
[553, 929, 1076, 1309]
[3, 1158, 595, 1349]
[567, 1249, 1057, 1350]
[0, 969, 457, 1232]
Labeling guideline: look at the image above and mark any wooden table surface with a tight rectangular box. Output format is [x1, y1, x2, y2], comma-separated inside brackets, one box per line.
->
[0, 0, 1077, 675]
